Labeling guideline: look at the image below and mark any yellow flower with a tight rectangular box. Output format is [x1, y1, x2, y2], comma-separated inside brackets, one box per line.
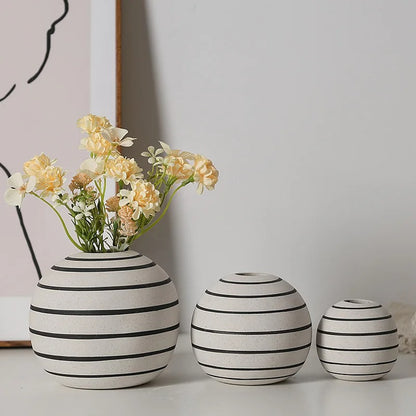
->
[23, 153, 52, 178]
[79, 132, 113, 157]
[106, 196, 120, 212]
[119, 180, 160, 219]
[77, 114, 112, 134]
[164, 155, 193, 180]
[193, 155, 219, 194]
[35, 165, 65, 196]
[106, 156, 143, 184]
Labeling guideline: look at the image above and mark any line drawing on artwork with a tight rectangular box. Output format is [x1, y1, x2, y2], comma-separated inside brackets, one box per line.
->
[0, 162, 42, 279]
[0, 0, 70, 102]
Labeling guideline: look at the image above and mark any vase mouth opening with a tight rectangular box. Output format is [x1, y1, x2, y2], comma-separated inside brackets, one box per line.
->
[344, 299, 375, 305]
[235, 272, 272, 277]
[81, 250, 131, 254]
[66, 249, 140, 260]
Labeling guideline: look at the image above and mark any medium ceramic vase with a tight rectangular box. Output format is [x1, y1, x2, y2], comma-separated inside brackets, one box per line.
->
[316, 299, 398, 381]
[191, 272, 312, 385]
[29, 250, 180, 389]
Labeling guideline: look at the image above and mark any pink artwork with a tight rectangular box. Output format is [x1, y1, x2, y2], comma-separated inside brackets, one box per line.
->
[0, 0, 116, 341]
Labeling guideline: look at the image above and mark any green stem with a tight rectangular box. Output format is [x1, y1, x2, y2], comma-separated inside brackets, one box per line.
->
[160, 182, 172, 206]
[101, 176, 107, 208]
[94, 179, 101, 194]
[131, 182, 186, 242]
[30, 192, 84, 251]
[100, 176, 107, 250]
[156, 168, 167, 188]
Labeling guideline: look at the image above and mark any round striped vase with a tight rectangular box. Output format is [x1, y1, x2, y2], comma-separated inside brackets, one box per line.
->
[316, 299, 398, 381]
[191, 272, 312, 385]
[29, 250, 180, 389]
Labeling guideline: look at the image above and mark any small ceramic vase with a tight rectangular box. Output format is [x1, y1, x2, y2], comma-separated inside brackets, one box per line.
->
[316, 299, 398, 381]
[191, 272, 312, 385]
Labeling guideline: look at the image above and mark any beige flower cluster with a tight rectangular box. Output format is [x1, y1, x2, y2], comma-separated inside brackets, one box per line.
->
[193, 155, 219, 194]
[23, 153, 51, 177]
[105, 196, 120, 212]
[80, 133, 113, 157]
[24, 153, 65, 197]
[155, 142, 219, 193]
[69, 172, 92, 193]
[4, 114, 219, 252]
[119, 180, 161, 220]
[118, 206, 137, 236]
[164, 155, 193, 180]
[78, 114, 136, 157]
[77, 114, 111, 134]
[106, 156, 143, 184]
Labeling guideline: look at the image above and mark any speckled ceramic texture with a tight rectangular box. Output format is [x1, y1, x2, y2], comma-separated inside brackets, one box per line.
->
[316, 299, 398, 381]
[191, 272, 312, 385]
[29, 250, 180, 389]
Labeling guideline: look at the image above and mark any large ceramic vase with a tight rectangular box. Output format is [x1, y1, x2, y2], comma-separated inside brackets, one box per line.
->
[316, 299, 398, 381]
[29, 250, 180, 389]
[191, 272, 312, 385]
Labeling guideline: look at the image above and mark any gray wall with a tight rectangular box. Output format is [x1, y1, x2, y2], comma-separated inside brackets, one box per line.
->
[122, 0, 416, 328]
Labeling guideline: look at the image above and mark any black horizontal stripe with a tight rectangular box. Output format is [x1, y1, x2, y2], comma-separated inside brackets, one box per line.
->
[65, 253, 143, 262]
[322, 314, 392, 322]
[207, 372, 296, 381]
[317, 328, 397, 337]
[29, 323, 180, 340]
[198, 360, 305, 371]
[205, 288, 296, 299]
[51, 262, 156, 273]
[191, 322, 312, 335]
[195, 303, 306, 315]
[33, 345, 176, 362]
[192, 342, 311, 354]
[320, 358, 397, 367]
[45, 365, 167, 379]
[327, 370, 390, 377]
[220, 278, 282, 285]
[37, 278, 172, 292]
[332, 304, 382, 310]
[30, 300, 179, 316]
[317, 344, 399, 352]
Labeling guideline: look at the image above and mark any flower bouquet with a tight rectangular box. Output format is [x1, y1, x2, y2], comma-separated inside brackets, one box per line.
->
[4, 114, 219, 252]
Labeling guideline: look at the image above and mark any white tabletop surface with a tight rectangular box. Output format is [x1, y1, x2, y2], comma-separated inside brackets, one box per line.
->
[1, 334, 416, 416]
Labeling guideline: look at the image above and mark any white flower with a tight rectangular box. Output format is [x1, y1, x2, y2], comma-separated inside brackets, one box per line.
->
[4, 173, 36, 207]
[159, 141, 194, 160]
[102, 127, 136, 147]
[51, 193, 69, 205]
[80, 157, 105, 179]
[73, 201, 95, 221]
[141, 146, 164, 165]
